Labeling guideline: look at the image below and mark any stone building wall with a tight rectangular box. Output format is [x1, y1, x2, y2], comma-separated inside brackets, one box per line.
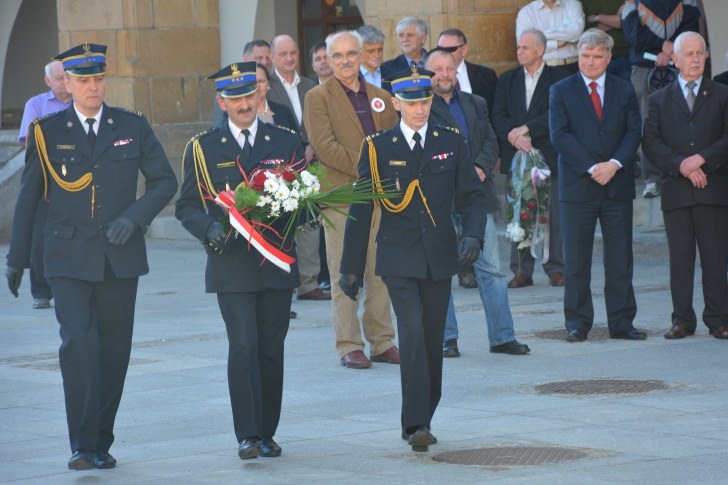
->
[56, 0, 221, 173]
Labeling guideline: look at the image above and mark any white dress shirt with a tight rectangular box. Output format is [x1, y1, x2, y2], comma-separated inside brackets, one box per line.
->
[456, 60, 472, 94]
[516, 0, 585, 63]
[275, 68, 303, 123]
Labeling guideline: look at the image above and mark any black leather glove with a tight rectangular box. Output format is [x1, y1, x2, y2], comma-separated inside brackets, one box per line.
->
[105, 215, 138, 245]
[6, 265, 23, 298]
[339, 273, 362, 301]
[457, 236, 481, 271]
[205, 221, 228, 253]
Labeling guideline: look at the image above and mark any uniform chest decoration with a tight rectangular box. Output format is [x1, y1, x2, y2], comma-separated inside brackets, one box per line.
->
[432, 152, 454, 161]
[113, 138, 133, 146]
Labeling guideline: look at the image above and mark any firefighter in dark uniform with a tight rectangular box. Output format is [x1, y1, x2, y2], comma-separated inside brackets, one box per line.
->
[175, 62, 304, 460]
[339, 66, 487, 452]
[5, 43, 178, 470]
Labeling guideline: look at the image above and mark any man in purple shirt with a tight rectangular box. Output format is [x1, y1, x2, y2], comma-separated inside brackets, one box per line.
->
[17, 60, 72, 309]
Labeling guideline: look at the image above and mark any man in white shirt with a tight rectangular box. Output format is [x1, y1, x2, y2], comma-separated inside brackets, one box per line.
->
[516, 0, 585, 73]
[267, 34, 328, 302]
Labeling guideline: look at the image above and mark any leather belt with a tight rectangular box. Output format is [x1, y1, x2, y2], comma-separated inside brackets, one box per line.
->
[545, 56, 578, 66]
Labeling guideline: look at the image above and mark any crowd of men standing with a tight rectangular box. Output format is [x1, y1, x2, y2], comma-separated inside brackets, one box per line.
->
[6, 0, 728, 471]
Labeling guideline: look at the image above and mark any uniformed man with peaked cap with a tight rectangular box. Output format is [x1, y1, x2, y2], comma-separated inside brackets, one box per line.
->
[175, 61, 304, 460]
[5, 43, 178, 470]
[339, 65, 487, 452]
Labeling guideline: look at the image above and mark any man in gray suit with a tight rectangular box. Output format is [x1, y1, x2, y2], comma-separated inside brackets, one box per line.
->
[268, 34, 328, 301]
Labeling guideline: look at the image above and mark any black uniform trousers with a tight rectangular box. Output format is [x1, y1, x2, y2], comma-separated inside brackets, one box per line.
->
[382, 273, 450, 434]
[49, 259, 138, 453]
[663, 204, 728, 331]
[217, 289, 292, 442]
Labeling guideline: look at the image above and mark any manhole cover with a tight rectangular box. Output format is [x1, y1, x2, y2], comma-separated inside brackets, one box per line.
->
[535, 379, 669, 395]
[534, 327, 657, 341]
[433, 446, 587, 466]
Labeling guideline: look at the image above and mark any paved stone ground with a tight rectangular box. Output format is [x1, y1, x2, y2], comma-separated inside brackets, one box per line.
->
[1, 230, 726, 484]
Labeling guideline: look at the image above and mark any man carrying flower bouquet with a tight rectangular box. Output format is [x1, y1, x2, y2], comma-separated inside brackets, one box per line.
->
[339, 65, 487, 452]
[175, 62, 304, 460]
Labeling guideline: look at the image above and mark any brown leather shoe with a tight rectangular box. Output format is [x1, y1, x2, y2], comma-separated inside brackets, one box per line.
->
[548, 272, 566, 287]
[371, 346, 400, 364]
[709, 325, 728, 339]
[508, 274, 533, 288]
[664, 323, 694, 339]
[298, 288, 331, 301]
[340, 350, 372, 369]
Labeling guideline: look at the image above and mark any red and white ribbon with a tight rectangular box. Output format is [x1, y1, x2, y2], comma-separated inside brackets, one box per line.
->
[215, 190, 295, 273]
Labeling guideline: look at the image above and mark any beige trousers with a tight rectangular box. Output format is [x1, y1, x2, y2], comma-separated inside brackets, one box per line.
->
[324, 206, 395, 357]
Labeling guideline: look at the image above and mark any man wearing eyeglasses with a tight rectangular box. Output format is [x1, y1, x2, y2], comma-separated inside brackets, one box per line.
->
[436, 28, 498, 118]
[304, 31, 400, 370]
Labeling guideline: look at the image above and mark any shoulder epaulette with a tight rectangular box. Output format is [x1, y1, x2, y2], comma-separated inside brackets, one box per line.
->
[32, 111, 62, 125]
[111, 106, 144, 117]
[190, 127, 218, 141]
[270, 124, 297, 135]
[436, 125, 461, 136]
[364, 130, 386, 142]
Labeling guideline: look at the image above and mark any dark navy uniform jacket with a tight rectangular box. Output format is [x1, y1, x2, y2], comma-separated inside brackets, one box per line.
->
[7, 104, 177, 280]
[175, 121, 304, 293]
[340, 123, 487, 282]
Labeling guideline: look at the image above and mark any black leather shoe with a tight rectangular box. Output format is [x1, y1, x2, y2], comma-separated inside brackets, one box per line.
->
[407, 426, 437, 452]
[610, 328, 647, 340]
[490, 340, 530, 355]
[68, 451, 94, 470]
[443, 339, 460, 358]
[238, 438, 259, 460]
[566, 329, 587, 342]
[258, 438, 282, 457]
[94, 450, 116, 469]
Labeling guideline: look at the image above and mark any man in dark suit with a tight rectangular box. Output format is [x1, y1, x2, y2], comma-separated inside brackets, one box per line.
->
[339, 66, 487, 452]
[492, 28, 568, 289]
[6, 43, 177, 470]
[380, 17, 429, 91]
[176, 62, 304, 460]
[268, 34, 327, 302]
[549, 28, 645, 342]
[642, 32, 728, 340]
[436, 28, 498, 116]
[714, 52, 728, 86]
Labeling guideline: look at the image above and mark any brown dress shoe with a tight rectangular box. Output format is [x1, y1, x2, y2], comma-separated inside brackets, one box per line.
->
[298, 288, 331, 301]
[340, 350, 372, 369]
[548, 272, 566, 287]
[508, 274, 533, 288]
[664, 323, 694, 339]
[709, 325, 728, 339]
[371, 346, 400, 364]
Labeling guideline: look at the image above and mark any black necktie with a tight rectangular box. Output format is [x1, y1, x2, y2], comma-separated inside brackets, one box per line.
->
[412, 132, 423, 161]
[86, 118, 96, 147]
[242, 129, 253, 160]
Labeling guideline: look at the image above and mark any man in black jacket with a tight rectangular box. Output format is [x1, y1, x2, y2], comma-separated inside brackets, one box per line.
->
[492, 29, 568, 289]
[6, 43, 177, 470]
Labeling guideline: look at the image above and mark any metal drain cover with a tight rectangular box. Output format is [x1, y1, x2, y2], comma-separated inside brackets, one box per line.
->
[534, 327, 657, 340]
[433, 446, 587, 466]
[535, 379, 669, 395]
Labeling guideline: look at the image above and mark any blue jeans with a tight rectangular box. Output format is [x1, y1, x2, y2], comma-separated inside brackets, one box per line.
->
[445, 214, 517, 346]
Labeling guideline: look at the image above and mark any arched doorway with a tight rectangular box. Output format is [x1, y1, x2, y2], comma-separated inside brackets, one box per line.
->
[1, 0, 59, 129]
